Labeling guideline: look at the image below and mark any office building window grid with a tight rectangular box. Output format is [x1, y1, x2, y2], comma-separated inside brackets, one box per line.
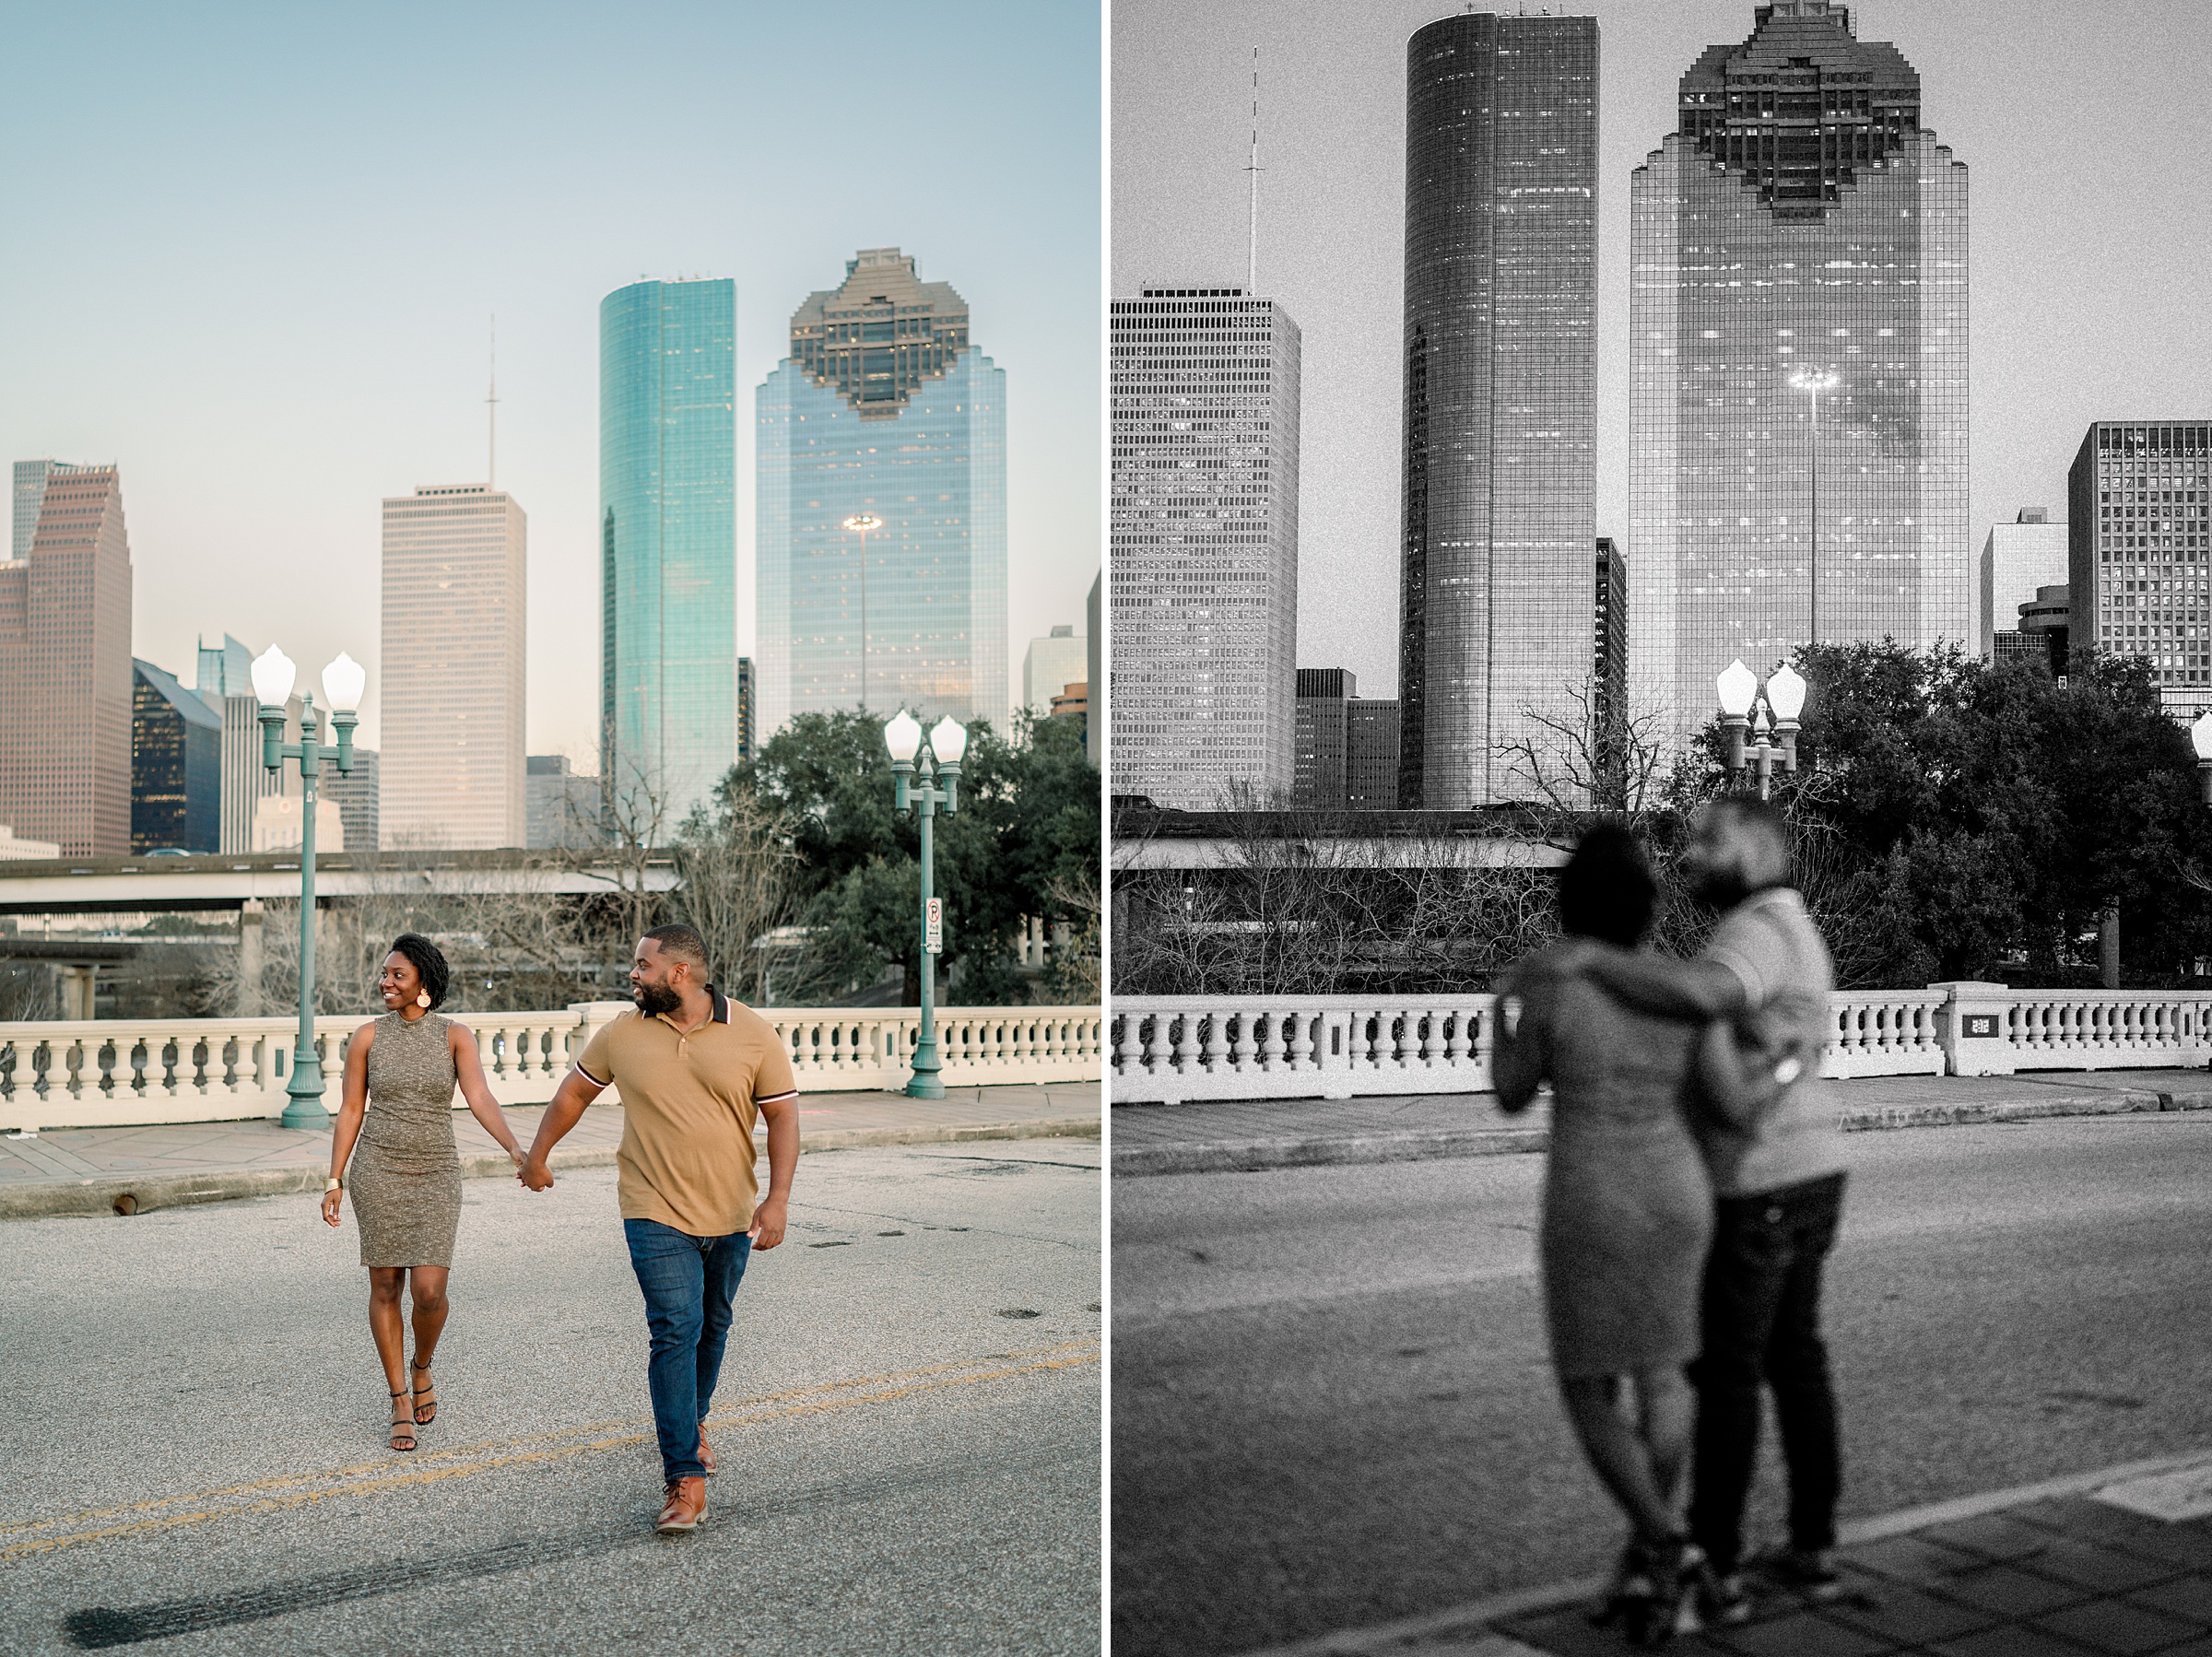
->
[379, 485, 527, 850]
[1399, 13, 1598, 809]
[1110, 289, 1300, 809]
[0, 464, 133, 857]
[1629, 1, 1969, 743]
[600, 277, 738, 821]
[2068, 423, 2212, 687]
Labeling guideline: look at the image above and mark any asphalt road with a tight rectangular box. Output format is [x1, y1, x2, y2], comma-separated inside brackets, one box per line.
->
[1112, 1113, 2212, 1657]
[0, 1142, 1102, 1656]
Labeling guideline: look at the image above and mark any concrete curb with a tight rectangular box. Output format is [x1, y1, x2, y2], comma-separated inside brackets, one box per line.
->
[0, 1116, 1100, 1221]
[1112, 1085, 2212, 1178]
[1229, 1447, 2212, 1657]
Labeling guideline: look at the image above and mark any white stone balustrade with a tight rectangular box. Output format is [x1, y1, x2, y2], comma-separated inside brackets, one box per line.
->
[0, 1003, 1102, 1133]
[1112, 985, 2212, 1104]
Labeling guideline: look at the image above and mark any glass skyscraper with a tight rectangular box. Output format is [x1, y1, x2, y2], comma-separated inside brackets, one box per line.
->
[1630, 0, 1969, 742]
[600, 277, 737, 822]
[756, 248, 1007, 739]
[1398, 12, 1598, 809]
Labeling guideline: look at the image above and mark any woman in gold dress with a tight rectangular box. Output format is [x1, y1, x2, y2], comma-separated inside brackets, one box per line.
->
[321, 934, 525, 1451]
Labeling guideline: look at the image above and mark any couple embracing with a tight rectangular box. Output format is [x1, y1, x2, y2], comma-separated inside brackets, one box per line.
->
[1493, 798, 1848, 1644]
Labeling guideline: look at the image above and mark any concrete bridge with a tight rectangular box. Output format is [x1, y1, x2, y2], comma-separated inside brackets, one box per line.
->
[0, 849, 680, 917]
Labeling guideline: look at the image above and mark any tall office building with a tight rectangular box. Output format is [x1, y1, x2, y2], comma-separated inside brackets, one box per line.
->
[196, 633, 302, 854]
[325, 748, 380, 853]
[1346, 699, 1400, 810]
[1978, 508, 2069, 661]
[602, 277, 738, 823]
[1025, 625, 1088, 714]
[381, 482, 526, 849]
[132, 659, 221, 852]
[757, 249, 1008, 738]
[2067, 422, 2212, 692]
[1086, 570, 1101, 765]
[1110, 286, 1301, 809]
[0, 463, 133, 856]
[1630, 0, 1969, 741]
[1398, 12, 1598, 808]
[1293, 668, 1356, 811]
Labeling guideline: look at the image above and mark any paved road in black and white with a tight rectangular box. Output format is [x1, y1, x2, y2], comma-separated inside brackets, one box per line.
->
[1112, 1113, 2212, 1657]
[0, 1143, 1100, 1656]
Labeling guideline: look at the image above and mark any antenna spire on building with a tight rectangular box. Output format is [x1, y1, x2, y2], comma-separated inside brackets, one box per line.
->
[487, 314, 499, 488]
[1245, 47, 1262, 295]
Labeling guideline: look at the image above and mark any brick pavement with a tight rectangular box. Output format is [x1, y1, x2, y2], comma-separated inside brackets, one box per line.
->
[0, 1082, 1100, 1217]
[1488, 1461, 2212, 1657]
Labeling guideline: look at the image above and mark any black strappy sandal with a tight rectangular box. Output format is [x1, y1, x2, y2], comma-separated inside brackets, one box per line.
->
[389, 1388, 416, 1452]
[410, 1359, 437, 1427]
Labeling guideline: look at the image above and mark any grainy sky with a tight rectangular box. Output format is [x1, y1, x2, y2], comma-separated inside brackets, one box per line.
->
[1112, 0, 2212, 700]
[1, 0, 1100, 758]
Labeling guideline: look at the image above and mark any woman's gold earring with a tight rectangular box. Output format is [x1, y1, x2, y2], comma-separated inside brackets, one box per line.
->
[416, 992, 431, 1009]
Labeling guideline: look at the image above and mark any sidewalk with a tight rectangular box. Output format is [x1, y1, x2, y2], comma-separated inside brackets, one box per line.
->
[1110, 1069, 2212, 1178]
[0, 1082, 1100, 1219]
[1241, 1450, 2212, 1657]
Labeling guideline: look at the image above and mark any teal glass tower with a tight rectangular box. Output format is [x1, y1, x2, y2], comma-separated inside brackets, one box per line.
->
[600, 277, 737, 820]
[756, 248, 1007, 740]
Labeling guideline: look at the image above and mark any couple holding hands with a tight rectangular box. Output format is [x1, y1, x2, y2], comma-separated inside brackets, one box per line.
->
[319, 923, 798, 1535]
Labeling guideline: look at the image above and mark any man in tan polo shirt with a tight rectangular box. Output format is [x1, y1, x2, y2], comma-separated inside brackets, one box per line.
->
[519, 923, 799, 1534]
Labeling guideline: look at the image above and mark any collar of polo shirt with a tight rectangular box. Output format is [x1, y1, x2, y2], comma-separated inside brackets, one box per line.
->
[652, 984, 731, 1050]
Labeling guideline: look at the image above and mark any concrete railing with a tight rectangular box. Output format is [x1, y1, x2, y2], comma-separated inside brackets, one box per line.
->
[0, 1002, 1103, 1133]
[1111, 982, 2212, 1105]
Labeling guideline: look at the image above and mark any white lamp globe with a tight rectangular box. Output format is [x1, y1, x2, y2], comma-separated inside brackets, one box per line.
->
[930, 716, 969, 766]
[1715, 659, 1759, 719]
[321, 652, 367, 713]
[250, 645, 297, 709]
[1766, 662, 1808, 723]
[2193, 710, 2212, 763]
[884, 709, 922, 764]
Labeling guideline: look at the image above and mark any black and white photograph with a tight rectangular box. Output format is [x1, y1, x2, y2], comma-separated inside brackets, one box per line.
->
[1107, 3, 2212, 1654]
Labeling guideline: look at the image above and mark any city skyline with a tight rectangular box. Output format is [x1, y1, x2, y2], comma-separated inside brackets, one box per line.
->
[0, 2, 1100, 765]
[1112, 0, 2212, 707]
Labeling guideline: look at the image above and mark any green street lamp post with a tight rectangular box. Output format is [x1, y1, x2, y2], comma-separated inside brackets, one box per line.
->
[884, 709, 966, 1099]
[252, 644, 367, 1132]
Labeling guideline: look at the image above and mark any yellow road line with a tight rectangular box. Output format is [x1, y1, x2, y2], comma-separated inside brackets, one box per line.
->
[1, 1342, 1097, 1564]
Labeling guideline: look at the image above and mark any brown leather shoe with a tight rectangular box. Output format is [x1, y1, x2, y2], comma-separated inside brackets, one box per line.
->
[696, 1425, 717, 1477]
[655, 1476, 707, 1534]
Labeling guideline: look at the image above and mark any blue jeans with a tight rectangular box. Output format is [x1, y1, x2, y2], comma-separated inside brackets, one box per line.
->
[622, 1219, 752, 1483]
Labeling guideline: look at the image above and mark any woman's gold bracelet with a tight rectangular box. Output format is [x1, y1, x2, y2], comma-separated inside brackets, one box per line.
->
[324, 1178, 342, 1193]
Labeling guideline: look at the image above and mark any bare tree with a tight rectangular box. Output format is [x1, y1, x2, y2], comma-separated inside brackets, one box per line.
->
[1495, 675, 1671, 817]
[670, 786, 803, 1005]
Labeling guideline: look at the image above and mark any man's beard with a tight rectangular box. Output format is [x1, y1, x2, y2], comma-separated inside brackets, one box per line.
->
[1691, 864, 1750, 910]
[635, 981, 682, 1017]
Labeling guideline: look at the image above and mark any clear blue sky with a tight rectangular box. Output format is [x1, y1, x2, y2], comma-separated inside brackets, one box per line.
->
[2, 0, 1101, 758]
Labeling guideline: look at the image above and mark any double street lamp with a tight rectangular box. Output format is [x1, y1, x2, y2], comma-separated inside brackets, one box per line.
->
[250, 645, 367, 1131]
[883, 709, 966, 1099]
[1716, 657, 1807, 800]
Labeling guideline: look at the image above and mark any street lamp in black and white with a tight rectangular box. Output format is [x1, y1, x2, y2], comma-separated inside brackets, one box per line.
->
[1716, 658, 1807, 801]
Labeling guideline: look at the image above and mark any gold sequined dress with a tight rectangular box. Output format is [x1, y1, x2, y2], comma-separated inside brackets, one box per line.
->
[347, 1012, 463, 1267]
